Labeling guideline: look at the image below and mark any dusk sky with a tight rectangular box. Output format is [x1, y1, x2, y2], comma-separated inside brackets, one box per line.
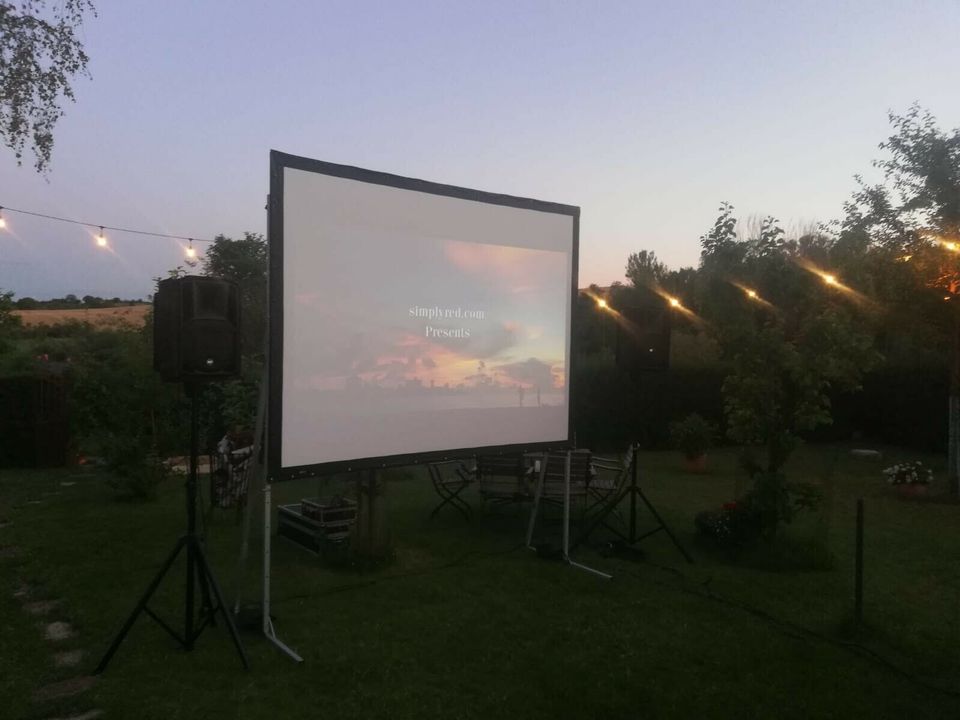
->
[3, 1, 960, 299]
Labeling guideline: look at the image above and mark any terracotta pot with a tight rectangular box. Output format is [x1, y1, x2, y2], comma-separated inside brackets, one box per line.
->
[683, 454, 708, 473]
[896, 483, 929, 500]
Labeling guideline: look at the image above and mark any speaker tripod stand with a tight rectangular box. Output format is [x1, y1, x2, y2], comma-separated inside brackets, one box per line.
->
[571, 443, 693, 564]
[94, 384, 249, 674]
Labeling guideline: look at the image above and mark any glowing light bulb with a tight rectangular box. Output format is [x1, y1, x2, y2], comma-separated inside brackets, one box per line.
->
[669, 297, 681, 308]
[822, 274, 837, 286]
[746, 289, 758, 299]
[0, 210, 6, 230]
[96, 227, 107, 247]
[186, 240, 197, 259]
[597, 298, 608, 310]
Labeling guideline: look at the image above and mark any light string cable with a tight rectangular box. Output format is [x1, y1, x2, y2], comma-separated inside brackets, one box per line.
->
[0, 204, 215, 251]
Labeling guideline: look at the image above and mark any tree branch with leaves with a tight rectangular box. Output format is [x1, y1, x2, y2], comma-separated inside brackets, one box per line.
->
[0, 0, 96, 172]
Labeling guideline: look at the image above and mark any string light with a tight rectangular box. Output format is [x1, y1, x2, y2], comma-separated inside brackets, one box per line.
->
[0, 203, 215, 245]
[0, 207, 6, 230]
[669, 297, 681, 308]
[186, 238, 197, 259]
[96, 226, 108, 248]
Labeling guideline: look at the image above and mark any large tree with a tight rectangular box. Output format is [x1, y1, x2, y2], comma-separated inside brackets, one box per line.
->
[842, 105, 960, 495]
[202, 232, 268, 359]
[625, 249, 667, 288]
[1, 1, 95, 172]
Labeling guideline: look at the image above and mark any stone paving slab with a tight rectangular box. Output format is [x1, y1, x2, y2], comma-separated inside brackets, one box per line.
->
[53, 649, 84, 668]
[45, 710, 103, 720]
[25, 599, 63, 616]
[44, 621, 75, 642]
[33, 675, 96, 702]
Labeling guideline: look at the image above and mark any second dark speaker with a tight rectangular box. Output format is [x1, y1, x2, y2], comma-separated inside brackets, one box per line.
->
[154, 276, 241, 383]
[615, 303, 671, 373]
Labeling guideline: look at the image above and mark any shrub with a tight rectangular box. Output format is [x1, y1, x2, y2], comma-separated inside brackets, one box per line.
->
[695, 501, 761, 547]
[670, 413, 716, 459]
[99, 433, 177, 500]
[696, 479, 823, 549]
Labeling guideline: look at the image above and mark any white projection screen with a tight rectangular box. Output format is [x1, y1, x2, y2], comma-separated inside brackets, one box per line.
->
[267, 151, 579, 480]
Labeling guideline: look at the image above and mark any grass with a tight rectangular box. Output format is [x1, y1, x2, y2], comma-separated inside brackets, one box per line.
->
[1, 444, 958, 719]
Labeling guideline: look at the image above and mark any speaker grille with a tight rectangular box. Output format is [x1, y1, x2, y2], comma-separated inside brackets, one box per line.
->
[153, 276, 241, 382]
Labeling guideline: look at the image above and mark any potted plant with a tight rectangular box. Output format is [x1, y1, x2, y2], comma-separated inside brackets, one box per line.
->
[882, 460, 932, 499]
[670, 413, 715, 473]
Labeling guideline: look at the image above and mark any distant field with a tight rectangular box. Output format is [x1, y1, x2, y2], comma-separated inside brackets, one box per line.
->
[14, 304, 150, 328]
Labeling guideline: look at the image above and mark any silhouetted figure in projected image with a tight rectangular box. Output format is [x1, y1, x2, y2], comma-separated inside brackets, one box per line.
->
[518, 385, 525, 407]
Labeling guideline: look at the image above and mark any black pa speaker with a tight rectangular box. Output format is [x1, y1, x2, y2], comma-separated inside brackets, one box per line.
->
[615, 303, 671, 373]
[153, 276, 241, 383]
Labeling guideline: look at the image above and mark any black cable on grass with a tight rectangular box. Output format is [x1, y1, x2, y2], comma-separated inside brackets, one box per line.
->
[622, 556, 960, 700]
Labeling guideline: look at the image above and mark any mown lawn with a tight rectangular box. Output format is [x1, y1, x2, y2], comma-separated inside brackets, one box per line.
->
[1, 444, 958, 719]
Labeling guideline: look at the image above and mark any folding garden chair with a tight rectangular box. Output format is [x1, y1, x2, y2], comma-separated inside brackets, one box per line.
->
[586, 445, 637, 516]
[427, 460, 473, 520]
[475, 454, 534, 507]
[207, 445, 252, 524]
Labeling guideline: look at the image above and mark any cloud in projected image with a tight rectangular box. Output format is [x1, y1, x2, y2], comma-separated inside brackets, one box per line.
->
[443, 239, 566, 297]
[493, 358, 558, 390]
[288, 234, 568, 397]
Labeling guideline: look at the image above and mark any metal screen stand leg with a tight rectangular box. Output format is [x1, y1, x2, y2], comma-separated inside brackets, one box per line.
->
[561, 450, 611, 580]
[262, 483, 303, 663]
[525, 457, 548, 549]
[233, 368, 269, 614]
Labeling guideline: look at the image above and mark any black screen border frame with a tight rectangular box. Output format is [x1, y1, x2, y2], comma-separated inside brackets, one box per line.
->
[268, 150, 580, 482]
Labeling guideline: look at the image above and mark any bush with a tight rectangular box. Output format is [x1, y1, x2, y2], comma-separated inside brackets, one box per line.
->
[695, 501, 761, 547]
[99, 433, 177, 500]
[669, 413, 715, 459]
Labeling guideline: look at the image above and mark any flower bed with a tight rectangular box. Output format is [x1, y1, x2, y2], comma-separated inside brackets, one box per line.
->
[882, 461, 932, 486]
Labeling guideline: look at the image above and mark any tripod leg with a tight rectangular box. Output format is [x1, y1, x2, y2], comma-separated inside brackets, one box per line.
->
[94, 537, 188, 674]
[195, 541, 250, 670]
[629, 446, 638, 543]
[637, 487, 694, 564]
[196, 539, 216, 630]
